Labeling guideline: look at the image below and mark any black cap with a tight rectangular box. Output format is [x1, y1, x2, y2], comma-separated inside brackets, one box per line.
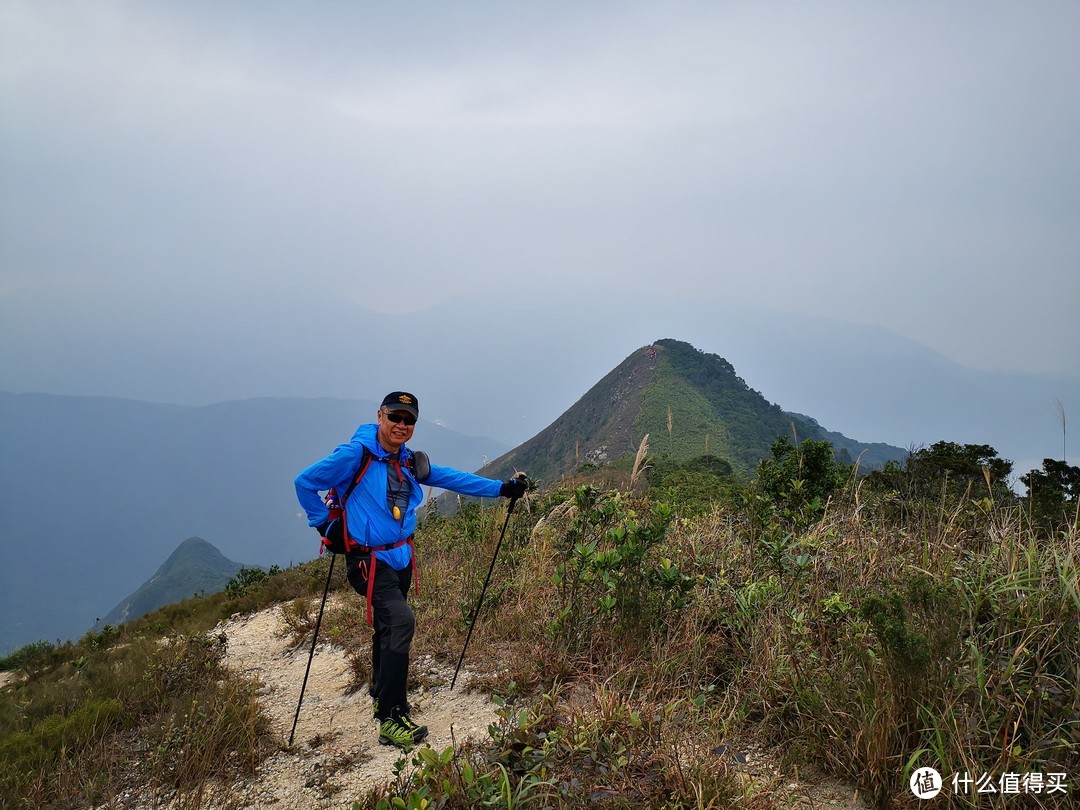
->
[381, 391, 419, 418]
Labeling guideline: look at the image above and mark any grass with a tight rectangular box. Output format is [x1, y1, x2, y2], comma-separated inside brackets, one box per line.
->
[2, 468, 1077, 808]
[0, 562, 329, 807]
[358, 482, 1078, 808]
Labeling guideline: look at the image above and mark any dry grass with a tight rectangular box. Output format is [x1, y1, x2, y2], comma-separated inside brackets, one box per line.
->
[630, 432, 650, 489]
[376, 484, 1079, 808]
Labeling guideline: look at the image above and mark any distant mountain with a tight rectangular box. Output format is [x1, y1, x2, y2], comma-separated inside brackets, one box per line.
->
[0, 393, 508, 655]
[97, 537, 247, 629]
[782, 413, 910, 472]
[478, 338, 906, 486]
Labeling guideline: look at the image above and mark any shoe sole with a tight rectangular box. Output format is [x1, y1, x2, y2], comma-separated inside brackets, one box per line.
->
[378, 734, 428, 747]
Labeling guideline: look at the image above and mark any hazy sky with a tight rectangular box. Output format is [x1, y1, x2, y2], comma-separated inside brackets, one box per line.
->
[2, 0, 1078, 375]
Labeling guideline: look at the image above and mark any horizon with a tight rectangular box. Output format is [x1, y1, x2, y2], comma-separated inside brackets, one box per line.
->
[2, 315, 1075, 488]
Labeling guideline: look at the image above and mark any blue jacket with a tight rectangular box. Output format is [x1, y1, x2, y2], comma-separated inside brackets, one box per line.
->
[294, 423, 503, 570]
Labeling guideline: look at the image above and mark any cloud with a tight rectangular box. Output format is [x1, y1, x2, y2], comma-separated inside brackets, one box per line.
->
[1, 0, 1077, 374]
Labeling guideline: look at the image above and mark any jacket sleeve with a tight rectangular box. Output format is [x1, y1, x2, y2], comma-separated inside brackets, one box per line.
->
[294, 443, 363, 527]
[424, 463, 504, 498]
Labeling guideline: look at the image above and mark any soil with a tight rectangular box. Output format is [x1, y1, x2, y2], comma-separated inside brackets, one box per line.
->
[213, 597, 499, 809]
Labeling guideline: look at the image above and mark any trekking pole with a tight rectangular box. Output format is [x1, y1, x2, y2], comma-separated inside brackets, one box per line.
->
[451, 495, 518, 690]
[288, 551, 336, 747]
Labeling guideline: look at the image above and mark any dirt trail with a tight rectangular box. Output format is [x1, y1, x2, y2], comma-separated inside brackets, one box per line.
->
[99, 598, 864, 808]
[216, 598, 498, 809]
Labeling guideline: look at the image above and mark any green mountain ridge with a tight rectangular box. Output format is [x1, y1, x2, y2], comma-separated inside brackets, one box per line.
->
[478, 338, 906, 485]
[782, 411, 911, 471]
[96, 537, 247, 629]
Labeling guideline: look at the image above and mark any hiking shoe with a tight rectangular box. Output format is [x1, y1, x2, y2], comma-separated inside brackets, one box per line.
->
[378, 714, 428, 748]
[372, 698, 379, 719]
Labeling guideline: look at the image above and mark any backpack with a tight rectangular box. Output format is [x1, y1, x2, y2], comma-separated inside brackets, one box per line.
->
[320, 447, 430, 555]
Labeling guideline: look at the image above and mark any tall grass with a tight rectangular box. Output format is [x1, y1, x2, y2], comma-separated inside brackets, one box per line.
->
[362, 482, 1078, 808]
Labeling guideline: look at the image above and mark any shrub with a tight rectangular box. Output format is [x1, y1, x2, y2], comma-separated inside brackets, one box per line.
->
[547, 487, 694, 653]
[0, 640, 54, 673]
[363, 684, 742, 810]
[225, 564, 282, 597]
[1021, 458, 1080, 536]
[753, 435, 848, 528]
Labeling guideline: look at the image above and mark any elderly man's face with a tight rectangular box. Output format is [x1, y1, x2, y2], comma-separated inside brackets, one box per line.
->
[376, 407, 416, 452]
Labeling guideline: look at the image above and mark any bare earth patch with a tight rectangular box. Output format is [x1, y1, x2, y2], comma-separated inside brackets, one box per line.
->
[214, 598, 499, 809]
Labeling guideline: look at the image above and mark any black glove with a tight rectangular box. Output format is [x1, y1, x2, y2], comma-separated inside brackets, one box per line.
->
[499, 475, 528, 499]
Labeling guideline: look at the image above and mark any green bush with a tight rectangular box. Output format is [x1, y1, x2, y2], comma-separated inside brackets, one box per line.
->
[0, 640, 54, 672]
[547, 486, 694, 653]
[754, 434, 847, 520]
[225, 564, 282, 597]
[1021, 457, 1080, 536]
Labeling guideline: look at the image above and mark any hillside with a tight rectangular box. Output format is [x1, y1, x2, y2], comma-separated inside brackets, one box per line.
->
[3, 470, 1075, 808]
[97, 538, 247, 629]
[480, 338, 905, 485]
[0, 343, 909, 654]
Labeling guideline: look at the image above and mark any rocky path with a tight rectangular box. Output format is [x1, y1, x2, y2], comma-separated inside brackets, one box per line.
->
[215, 599, 499, 809]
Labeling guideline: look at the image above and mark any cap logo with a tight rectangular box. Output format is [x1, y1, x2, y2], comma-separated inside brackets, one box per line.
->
[398, 395, 413, 404]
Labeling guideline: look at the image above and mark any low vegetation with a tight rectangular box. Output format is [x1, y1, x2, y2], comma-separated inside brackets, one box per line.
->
[0, 564, 325, 806]
[2, 440, 1077, 808]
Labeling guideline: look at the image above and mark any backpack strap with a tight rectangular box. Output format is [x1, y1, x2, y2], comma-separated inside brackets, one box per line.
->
[385, 448, 428, 482]
[338, 447, 374, 555]
[321, 448, 374, 556]
[342, 447, 374, 502]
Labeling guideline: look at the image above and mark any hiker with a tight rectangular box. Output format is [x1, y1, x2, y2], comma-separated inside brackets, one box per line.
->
[294, 391, 527, 748]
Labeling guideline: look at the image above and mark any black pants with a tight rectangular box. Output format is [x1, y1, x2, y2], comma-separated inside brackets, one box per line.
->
[345, 551, 415, 721]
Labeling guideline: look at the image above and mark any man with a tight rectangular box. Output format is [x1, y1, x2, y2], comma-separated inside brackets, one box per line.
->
[294, 391, 527, 748]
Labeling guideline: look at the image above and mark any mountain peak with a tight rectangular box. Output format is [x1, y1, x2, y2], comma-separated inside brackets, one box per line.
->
[477, 339, 905, 486]
[157, 537, 233, 577]
[97, 538, 247, 629]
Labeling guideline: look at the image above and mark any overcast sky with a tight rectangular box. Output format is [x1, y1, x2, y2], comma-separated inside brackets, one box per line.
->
[2, 0, 1078, 377]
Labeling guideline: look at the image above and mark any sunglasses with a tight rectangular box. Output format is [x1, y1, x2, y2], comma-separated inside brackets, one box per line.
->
[383, 410, 417, 426]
